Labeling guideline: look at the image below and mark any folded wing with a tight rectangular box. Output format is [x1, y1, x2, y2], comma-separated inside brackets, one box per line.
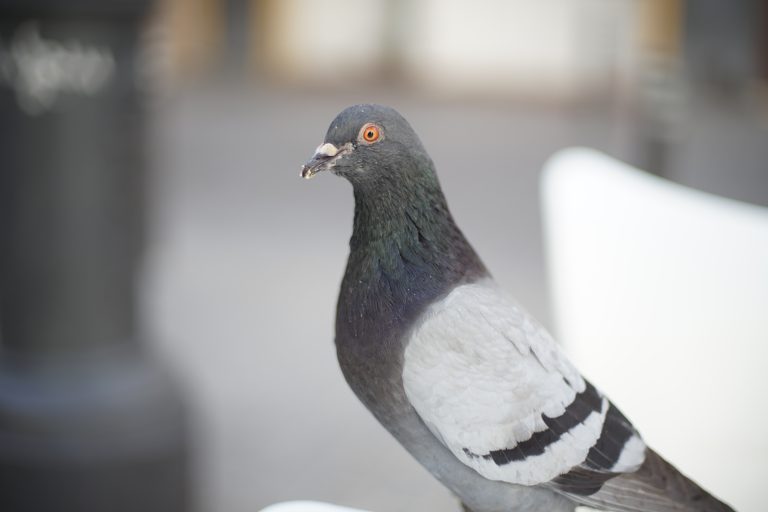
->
[402, 281, 645, 489]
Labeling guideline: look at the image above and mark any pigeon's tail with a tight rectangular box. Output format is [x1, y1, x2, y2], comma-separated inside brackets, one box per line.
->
[570, 449, 735, 512]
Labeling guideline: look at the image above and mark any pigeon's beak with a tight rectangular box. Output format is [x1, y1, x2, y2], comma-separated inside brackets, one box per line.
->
[300, 142, 349, 179]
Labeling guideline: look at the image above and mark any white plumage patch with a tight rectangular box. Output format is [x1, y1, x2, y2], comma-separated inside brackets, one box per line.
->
[611, 434, 646, 473]
[402, 280, 610, 486]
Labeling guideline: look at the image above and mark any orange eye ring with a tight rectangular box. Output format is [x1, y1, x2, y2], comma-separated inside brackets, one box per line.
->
[360, 123, 381, 144]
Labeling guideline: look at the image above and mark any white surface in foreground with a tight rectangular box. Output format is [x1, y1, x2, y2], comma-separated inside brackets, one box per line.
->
[542, 148, 768, 512]
[260, 502, 371, 512]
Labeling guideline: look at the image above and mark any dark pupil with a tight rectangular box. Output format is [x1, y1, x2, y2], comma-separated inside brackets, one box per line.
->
[367, 130, 374, 139]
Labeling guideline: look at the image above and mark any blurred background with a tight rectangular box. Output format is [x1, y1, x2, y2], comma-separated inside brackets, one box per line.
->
[1, 1, 766, 511]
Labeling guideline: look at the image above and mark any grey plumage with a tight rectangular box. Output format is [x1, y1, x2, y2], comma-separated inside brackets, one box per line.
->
[301, 104, 735, 512]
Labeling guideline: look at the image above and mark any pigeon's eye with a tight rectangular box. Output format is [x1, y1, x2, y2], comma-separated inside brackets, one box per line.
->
[360, 123, 381, 144]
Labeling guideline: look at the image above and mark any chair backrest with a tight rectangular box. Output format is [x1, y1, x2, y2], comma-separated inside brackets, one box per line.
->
[541, 148, 768, 512]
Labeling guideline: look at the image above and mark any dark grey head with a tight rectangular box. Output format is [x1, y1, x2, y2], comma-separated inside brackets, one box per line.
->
[300, 104, 436, 190]
[308, 106, 488, 372]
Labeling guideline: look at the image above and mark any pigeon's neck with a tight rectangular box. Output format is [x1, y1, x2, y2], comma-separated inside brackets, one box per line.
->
[336, 181, 487, 349]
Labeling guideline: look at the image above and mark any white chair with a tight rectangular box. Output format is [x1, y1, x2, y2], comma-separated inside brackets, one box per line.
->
[541, 148, 768, 512]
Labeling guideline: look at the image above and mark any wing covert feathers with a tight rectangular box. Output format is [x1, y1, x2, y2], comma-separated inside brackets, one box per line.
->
[403, 282, 645, 487]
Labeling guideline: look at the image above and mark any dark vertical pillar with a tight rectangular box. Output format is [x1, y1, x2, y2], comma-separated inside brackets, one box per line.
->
[632, 0, 685, 177]
[683, 0, 765, 96]
[671, 0, 768, 206]
[225, 0, 250, 73]
[0, 2, 189, 512]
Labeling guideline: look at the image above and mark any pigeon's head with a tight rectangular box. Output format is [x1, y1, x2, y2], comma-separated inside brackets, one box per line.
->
[300, 104, 434, 189]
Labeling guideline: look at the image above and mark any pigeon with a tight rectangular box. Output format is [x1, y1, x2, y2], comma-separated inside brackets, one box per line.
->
[300, 104, 735, 512]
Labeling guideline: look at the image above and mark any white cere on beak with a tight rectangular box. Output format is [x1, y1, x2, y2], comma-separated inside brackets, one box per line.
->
[315, 143, 339, 158]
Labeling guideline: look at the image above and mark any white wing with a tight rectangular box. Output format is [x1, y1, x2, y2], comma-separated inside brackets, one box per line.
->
[402, 280, 644, 487]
